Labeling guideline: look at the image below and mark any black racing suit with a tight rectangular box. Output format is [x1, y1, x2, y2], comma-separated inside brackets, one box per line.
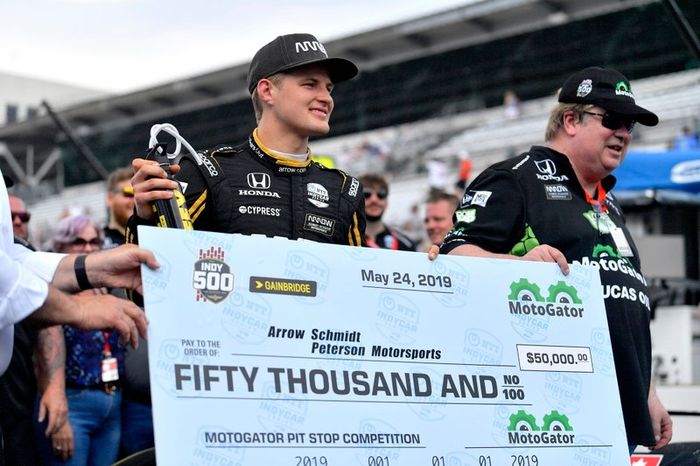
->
[127, 131, 365, 246]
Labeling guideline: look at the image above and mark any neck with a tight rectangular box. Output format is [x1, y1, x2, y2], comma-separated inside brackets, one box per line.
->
[365, 220, 384, 239]
[256, 120, 309, 155]
[108, 218, 125, 236]
[548, 140, 603, 196]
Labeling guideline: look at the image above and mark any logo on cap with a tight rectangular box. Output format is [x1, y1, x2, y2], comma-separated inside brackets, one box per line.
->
[576, 79, 592, 98]
[295, 40, 327, 56]
[615, 81, 634, 99]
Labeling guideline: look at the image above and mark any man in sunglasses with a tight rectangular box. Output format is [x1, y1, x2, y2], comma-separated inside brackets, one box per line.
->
[9, 195, 30, 242]
[359, 174, 416, 251]
[104, 167, 135, 250]
[439, 67, 672, 453]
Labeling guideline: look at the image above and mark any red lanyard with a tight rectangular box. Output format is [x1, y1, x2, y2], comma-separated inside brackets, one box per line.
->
[103, 331, 112, 357]
[584, 182, 608, 213]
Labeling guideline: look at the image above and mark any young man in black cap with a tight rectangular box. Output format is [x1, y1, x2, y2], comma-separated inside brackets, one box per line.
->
[128, 33, 365, 246]
[438, 67, 672, 452]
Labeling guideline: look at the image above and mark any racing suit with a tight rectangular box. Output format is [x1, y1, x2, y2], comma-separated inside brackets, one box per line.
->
[127, 130, 365, 246]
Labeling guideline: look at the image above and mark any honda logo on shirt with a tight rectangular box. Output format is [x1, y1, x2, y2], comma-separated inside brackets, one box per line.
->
[247, 173, 271, 189]
[535, 159, 557, 176]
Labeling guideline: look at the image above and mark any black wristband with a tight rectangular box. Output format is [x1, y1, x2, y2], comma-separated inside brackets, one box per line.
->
[74, 255, 93, 290]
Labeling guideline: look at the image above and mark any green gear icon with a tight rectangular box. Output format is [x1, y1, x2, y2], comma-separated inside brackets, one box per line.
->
[508, 410, 540, 431]
[508, 279, 545, 302]
[592, 244, 621, 259]
[541, 410, 573, 431]
[547, 281, 582, 304]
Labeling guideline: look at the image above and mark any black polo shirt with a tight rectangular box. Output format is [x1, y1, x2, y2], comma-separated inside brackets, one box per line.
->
[442, 145, 654, 445]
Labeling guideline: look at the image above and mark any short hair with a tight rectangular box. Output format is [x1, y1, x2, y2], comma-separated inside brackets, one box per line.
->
[426, 190, 459, 207]
[545, 102, 594, 142]
[251, 73, 284, 123]
[52, 214, 103, 252]
[106, 166, 134, 192]
[359, 173, 388, 192]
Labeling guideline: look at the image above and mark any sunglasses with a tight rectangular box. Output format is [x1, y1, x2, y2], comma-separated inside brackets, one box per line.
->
[120, 186, 135, 198]
[71, 237, 102, 247]
[11, 211, 31, 223]
[363, 189, 388, 200]
[583, 111, 636, 133]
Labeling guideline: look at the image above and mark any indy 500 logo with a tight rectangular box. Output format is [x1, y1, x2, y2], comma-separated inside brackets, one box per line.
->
[193, 247, 234, 303]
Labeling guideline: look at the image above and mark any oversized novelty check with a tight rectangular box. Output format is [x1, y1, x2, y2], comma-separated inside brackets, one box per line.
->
[139, 226, 630, 465]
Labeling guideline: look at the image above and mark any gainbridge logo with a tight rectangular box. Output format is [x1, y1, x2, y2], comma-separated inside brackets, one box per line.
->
[507, 409, 575, 445]
[507, 279, 584, 318]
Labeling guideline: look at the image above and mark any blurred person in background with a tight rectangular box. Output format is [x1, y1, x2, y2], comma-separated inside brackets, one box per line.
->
[423, 190, 458, 250]
[103, 167, 135, 250]
[9, 194, 31, 244]
[672, 125, 698, 151]
[454, 149, 473, 194]
[36, 215, 126, 466]
[359, 174, 416, 251]
[108, 166, 153, 459]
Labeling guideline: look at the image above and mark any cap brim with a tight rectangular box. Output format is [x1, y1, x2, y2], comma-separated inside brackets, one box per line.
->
[277, 57, 358, 84]
[600, 100, 659, 126]
[3, 175, 13, 187]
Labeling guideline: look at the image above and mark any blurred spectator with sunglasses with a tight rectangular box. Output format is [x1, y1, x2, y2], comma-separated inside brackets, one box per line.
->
[103, 167, 135, 250]
[9, 194, 31, 243]
[359, 174, 416, 251]
[438, 67, 671, 454]
[35, 214, 126, 465]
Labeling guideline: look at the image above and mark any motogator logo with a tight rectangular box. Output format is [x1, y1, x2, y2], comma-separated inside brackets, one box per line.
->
[507, 278, 584, 318]
[507, 409, 575, 445]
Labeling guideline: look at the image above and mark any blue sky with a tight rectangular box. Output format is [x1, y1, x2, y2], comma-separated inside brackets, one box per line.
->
[0, 0, 472, 92]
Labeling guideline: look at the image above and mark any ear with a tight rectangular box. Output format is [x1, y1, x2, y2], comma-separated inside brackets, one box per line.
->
[561, 110, 580, 137]
[257, 79, 275, 105]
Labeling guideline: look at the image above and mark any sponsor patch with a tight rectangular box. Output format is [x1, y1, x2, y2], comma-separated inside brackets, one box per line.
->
[247, 172, 271, 189]
[544, 184, 572, 200]
[348, 178, 359, 197]
[304, 213, 335, 236]
[238, 205, 281, 217]
[238, 189, 280, 198]
[307, 183, 329, 208]
[471, 191, 492, 207]
[456, 208, 476, 224]
[198, 152, 219, 177]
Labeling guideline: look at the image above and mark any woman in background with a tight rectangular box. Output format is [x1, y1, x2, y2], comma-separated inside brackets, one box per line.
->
[37, 214, 125, 466]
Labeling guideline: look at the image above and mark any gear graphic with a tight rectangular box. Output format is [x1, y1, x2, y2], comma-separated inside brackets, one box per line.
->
[541, 410, 573, 431]
[508, 410, 540, 431]
[508, 279, 545, 302]
[592, 244, 620, 259]
[546, 281, 582, 304]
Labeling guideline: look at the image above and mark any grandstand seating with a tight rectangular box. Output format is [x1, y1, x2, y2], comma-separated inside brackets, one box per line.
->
[25, 68, 700, 240]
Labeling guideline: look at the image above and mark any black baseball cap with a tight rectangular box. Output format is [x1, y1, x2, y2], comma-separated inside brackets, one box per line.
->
[558, 66, 658, 126]
[247, 33, 358, 94]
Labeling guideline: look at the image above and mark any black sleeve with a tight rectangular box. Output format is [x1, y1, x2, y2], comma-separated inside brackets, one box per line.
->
[176, 156, 215, 231]
[440, 167, 526, 255]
